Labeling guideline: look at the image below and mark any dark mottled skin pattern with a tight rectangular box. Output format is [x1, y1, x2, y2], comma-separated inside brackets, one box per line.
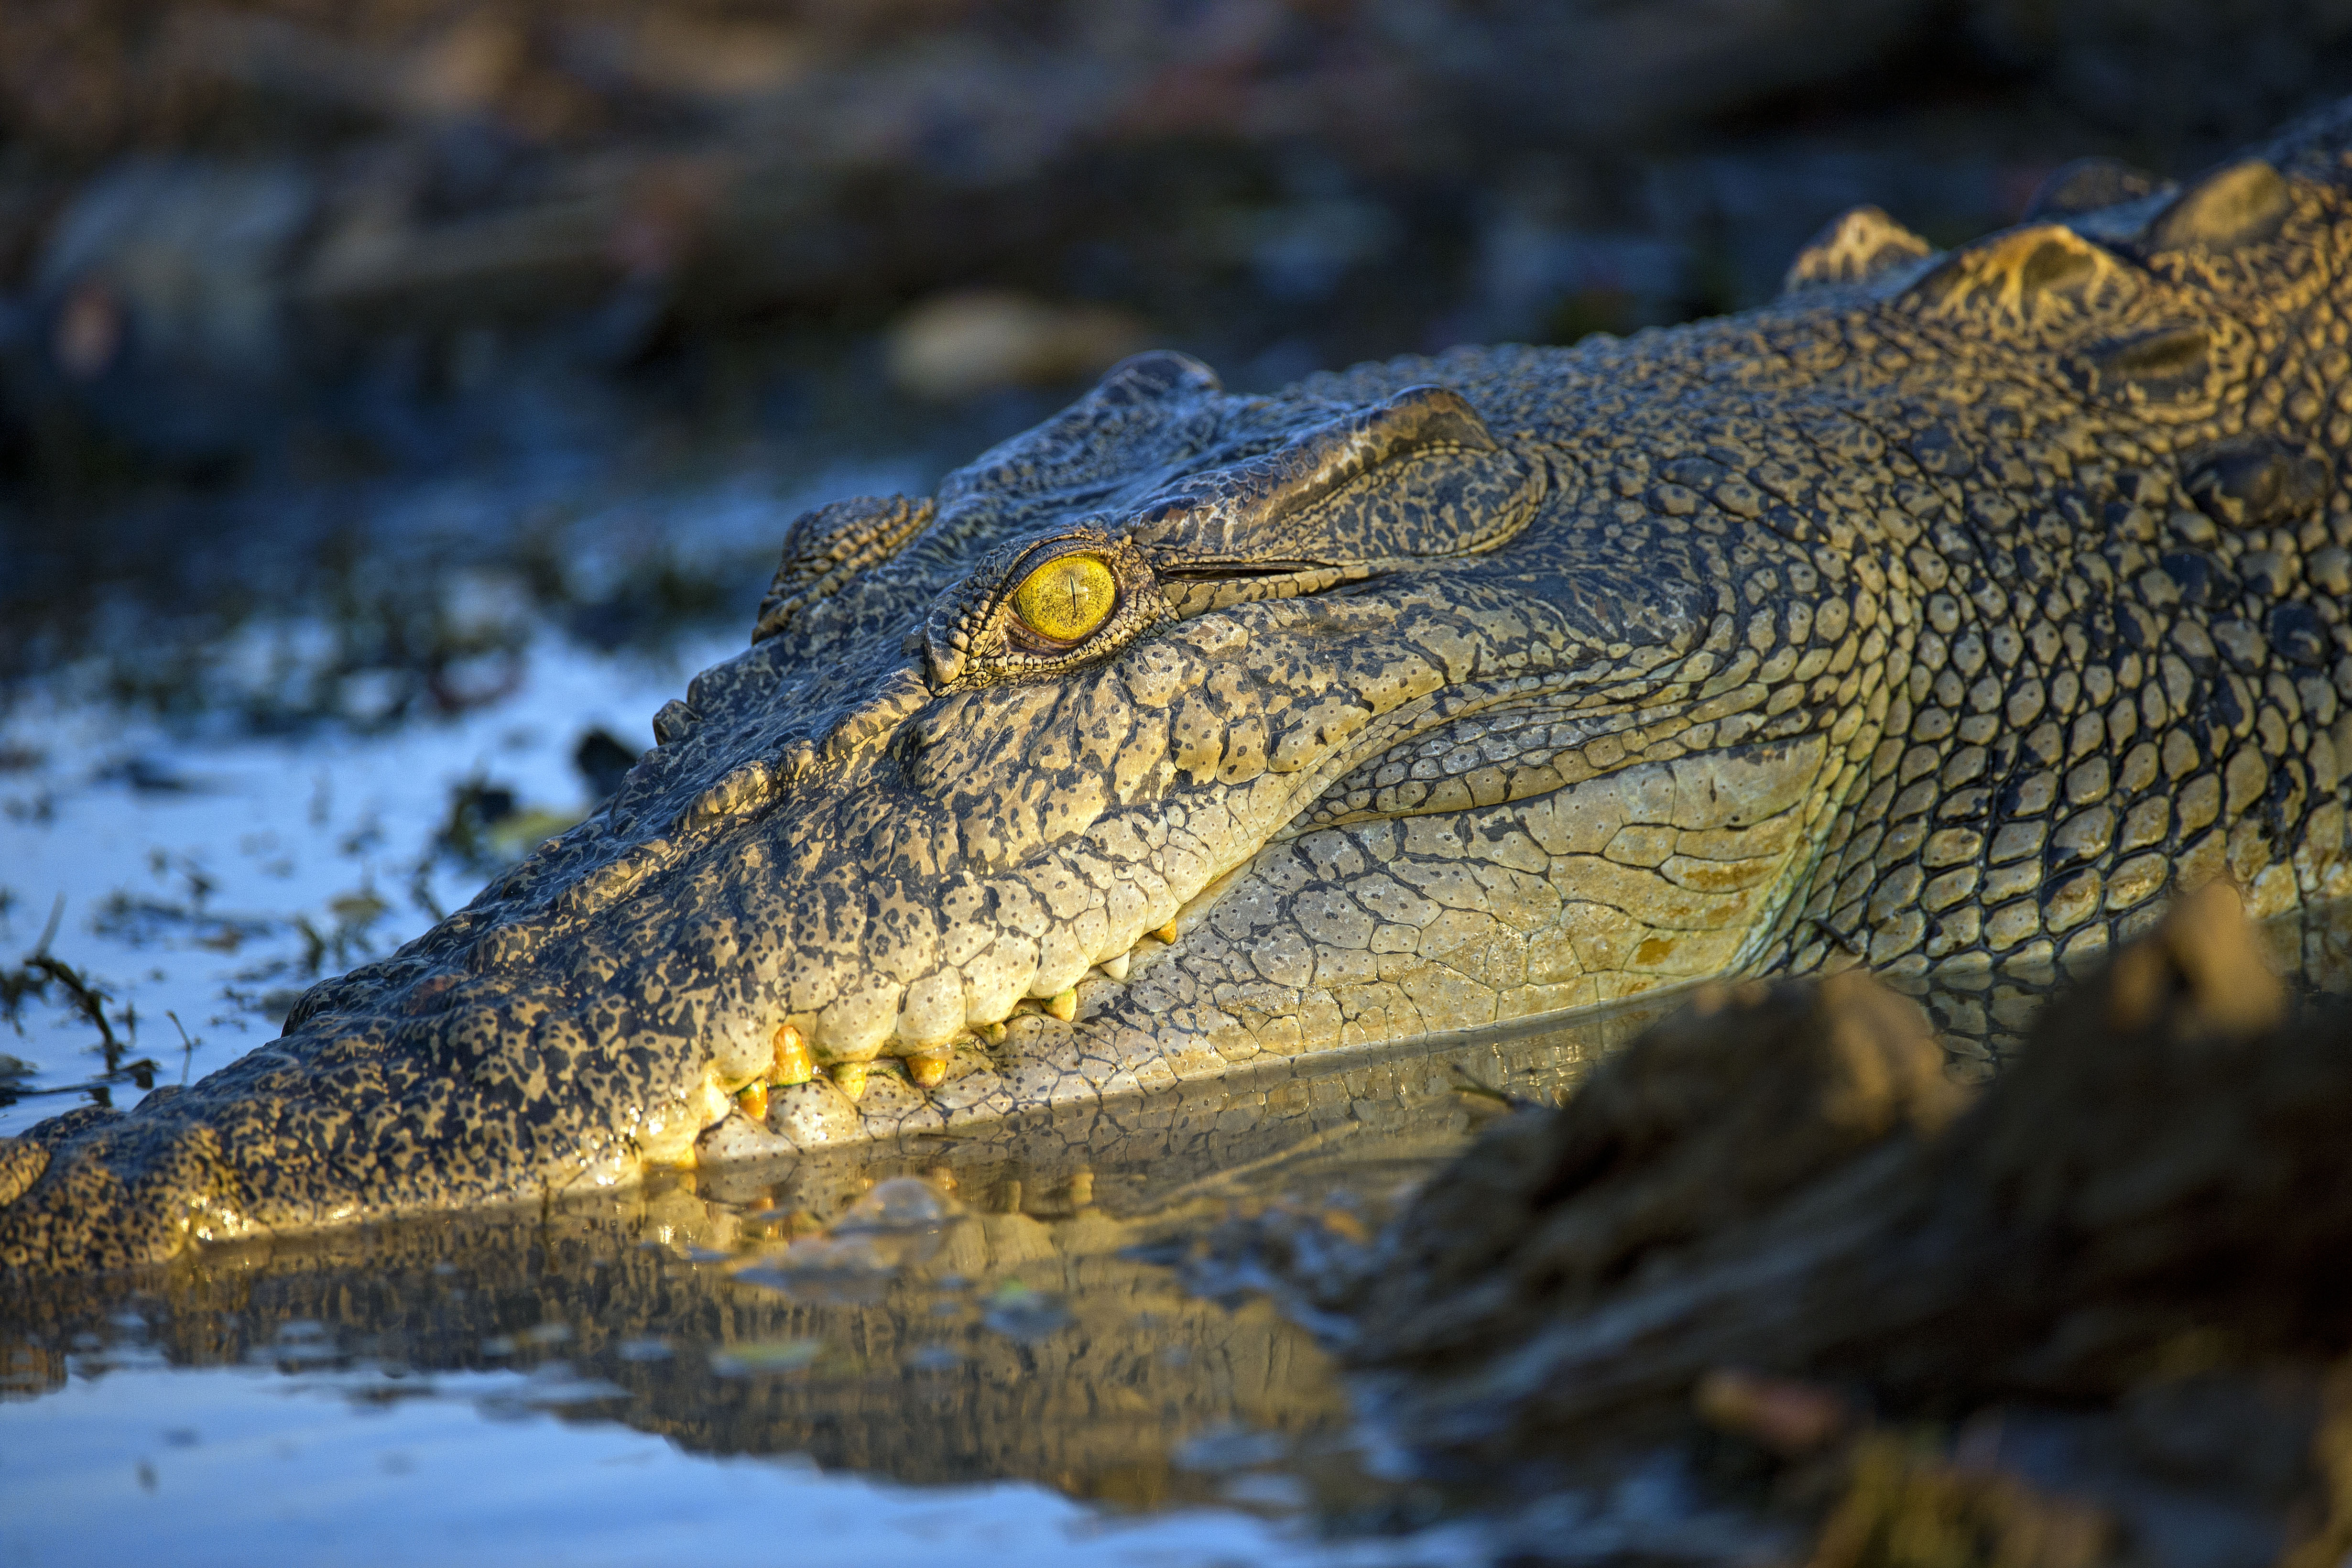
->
[8, 105, 2352, 1274]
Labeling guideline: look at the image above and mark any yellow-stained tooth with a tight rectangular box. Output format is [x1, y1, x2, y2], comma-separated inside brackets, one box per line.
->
[736, 1081, 769, 1121]
[906, 1050, 949, 1089]
[1154, 922, 1178, 945]
[1045, 988, 1078, 1022]
[772, 1023, 814, 1086]
[828, 1061, 868, 1100]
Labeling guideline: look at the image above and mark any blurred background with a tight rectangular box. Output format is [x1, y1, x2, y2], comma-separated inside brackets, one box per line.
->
[3, 0, 2351, 719]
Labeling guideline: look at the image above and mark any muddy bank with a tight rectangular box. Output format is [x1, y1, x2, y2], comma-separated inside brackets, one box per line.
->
[1259, 882, 2352, 1564]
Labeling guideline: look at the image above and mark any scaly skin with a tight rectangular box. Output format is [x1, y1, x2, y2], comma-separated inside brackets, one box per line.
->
[7, 105, 2352, 1274]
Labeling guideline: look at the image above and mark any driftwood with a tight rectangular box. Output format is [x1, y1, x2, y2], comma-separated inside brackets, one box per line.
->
[1334, 883, 2352, 1563]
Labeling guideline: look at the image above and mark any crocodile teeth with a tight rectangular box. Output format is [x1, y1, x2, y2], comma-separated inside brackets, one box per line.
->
[1097, 953, 1131, 982]
[736, 1081, 770, 1121]
[1045, 988, 1078, 1022]
[772, 1023, 815, 1086]
[828, 1062, 868, 1100]
[977, 1022, 1006, 1045]
[1154, 922, 1179, 945]
[906, 1051, 949, 1089]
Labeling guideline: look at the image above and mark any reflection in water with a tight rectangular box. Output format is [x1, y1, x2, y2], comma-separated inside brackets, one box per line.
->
[5, 899, 2350, 1545]
[2, 987, 1667, 1518]
[4, 1366, 1434, 1568]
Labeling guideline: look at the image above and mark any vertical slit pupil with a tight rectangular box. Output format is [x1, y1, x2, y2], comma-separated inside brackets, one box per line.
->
[1015, 554, 1113, 641]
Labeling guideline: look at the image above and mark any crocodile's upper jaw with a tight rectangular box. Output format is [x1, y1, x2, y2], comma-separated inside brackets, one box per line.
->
[10, 99, 2352, 1273]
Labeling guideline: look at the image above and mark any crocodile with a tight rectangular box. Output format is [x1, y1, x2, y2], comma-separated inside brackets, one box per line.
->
[6, 103, 2352, 1275]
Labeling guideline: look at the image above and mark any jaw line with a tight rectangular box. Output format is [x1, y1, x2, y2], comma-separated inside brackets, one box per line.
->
[1056, 654, 1703, 1017]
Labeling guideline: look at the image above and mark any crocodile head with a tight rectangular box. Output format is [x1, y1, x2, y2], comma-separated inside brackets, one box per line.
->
[618, 350, 1833, 1109]
[10, 101, 2352, 1274]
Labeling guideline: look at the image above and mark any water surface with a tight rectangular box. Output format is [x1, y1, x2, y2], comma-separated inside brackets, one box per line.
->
[0, 991, 1666, 1566]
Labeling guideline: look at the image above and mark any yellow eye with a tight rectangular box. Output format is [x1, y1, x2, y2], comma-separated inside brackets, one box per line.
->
[1010, 553, 1117, 645]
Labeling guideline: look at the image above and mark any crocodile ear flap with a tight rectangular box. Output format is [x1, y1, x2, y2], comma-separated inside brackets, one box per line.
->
[753, 494, 936, 644]
[1128, 385, 1544, 583]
